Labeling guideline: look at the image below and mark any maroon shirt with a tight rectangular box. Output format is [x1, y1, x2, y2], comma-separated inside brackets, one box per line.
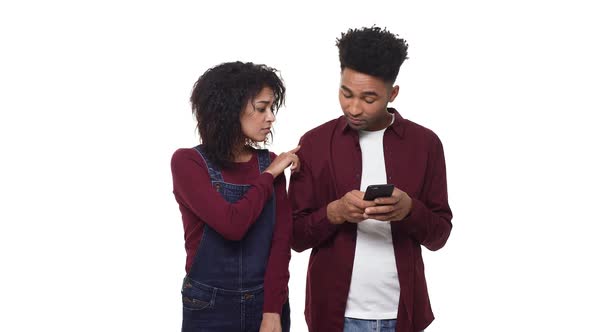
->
[288, 109, 452, 332]
[171, 148, 291, 314]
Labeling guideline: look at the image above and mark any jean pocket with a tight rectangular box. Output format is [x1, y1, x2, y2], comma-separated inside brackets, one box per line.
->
[181, 278, 216, 311]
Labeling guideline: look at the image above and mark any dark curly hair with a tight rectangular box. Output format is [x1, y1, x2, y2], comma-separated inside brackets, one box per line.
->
[190, 61, 285, 168]
[336, 26, 409, 83]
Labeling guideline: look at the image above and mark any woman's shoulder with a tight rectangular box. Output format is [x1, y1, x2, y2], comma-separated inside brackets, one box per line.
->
[172, 147, 198, 160]
[171, 147, 206, 170]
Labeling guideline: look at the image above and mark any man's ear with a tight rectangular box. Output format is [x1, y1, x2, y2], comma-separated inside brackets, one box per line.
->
[389, 85, 400, 103]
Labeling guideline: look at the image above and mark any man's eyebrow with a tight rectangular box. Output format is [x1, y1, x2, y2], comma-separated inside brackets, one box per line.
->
[360, 91, 378, 97]
[340, 85, 378, 97]
[255, 100, 271, 104]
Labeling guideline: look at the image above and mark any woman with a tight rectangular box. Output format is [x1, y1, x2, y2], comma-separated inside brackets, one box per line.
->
[171, 61, 298, 332]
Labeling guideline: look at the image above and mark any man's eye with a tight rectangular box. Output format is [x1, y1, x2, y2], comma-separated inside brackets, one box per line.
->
[365, 99, 375, 104]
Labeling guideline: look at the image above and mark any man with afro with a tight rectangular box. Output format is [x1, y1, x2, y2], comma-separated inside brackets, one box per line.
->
[289, 26, 452, 332]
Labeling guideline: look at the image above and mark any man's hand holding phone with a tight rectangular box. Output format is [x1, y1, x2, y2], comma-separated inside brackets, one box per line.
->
[327, 184, 413, 224]
[363, 185, 413, 222]
[327, 190, 376, 224]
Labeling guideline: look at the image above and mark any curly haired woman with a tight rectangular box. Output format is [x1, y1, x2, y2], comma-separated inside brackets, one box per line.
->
[171, 61, 297, 332]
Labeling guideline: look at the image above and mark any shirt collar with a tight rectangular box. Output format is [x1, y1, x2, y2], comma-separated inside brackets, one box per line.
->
[338, 108, 406, 138]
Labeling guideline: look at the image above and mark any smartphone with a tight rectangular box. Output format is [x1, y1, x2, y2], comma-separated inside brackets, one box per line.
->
[363, 184, 395, 201]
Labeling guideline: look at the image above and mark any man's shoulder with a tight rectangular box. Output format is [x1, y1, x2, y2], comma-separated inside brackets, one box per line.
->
[300, 116, 343, 141]
[295, 117, 343, 163]
[400, 116, 441, 143]
[396, 116, 447, 155]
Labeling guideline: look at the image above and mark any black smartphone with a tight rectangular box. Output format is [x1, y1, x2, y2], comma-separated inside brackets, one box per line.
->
[363, 184, 395, 201]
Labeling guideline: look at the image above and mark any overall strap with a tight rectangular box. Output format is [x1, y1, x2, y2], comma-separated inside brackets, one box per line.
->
[256, 149, 271, 174]
[193, 145, 224, 182]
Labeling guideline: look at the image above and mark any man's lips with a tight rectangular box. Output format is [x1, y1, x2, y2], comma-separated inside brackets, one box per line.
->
[347, 117, 364, 125]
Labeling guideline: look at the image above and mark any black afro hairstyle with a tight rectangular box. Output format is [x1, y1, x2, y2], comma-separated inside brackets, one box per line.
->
[336, 26, 409, 83]
[190, 61, 285, 168]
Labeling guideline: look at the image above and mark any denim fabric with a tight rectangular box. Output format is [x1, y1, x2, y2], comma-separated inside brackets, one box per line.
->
[181, 146, 289, 332]
[343, 318, 396, 332]
[343, 317, 424, 332]
[182, 277, 263, 331]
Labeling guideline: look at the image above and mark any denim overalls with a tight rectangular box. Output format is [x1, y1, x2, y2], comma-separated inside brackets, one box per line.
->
[181, 146, 290, 332]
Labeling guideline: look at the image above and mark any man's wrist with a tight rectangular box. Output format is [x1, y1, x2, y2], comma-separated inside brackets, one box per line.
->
[401, 194, 414, 220]
[327, 200, 344, 224]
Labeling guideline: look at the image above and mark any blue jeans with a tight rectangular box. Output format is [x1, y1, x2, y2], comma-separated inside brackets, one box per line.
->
[182, 278, 263, 331]
[181, 277, 290, 332]
[343, 317, 424, 332]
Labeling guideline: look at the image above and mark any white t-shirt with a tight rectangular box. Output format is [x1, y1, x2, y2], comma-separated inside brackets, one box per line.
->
[344, 115, 400, 319]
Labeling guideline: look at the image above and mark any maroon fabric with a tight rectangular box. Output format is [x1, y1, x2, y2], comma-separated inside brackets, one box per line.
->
[289, 109, 452, 332]
[171, 149, 291, 314]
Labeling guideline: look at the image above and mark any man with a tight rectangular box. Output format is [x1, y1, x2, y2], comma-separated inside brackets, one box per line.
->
[288, 27, 452, 332]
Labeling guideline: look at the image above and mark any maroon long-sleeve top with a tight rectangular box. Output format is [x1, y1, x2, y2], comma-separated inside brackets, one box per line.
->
[288, 109, 452, 332]
[171, 148, 291, 314]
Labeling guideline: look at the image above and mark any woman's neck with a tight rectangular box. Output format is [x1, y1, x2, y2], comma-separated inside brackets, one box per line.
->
[233, 145, 253, 163]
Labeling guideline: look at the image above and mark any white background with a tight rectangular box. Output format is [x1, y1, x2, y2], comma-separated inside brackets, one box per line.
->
[1, 0, 589, 331]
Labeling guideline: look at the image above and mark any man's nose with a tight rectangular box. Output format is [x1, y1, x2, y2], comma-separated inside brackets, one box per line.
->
[348, 99, 362, 116]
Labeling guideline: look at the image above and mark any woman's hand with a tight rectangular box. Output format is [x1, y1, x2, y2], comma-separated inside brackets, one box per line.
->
[259, 312, 281, 332]
[264, 146, 300, 178]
